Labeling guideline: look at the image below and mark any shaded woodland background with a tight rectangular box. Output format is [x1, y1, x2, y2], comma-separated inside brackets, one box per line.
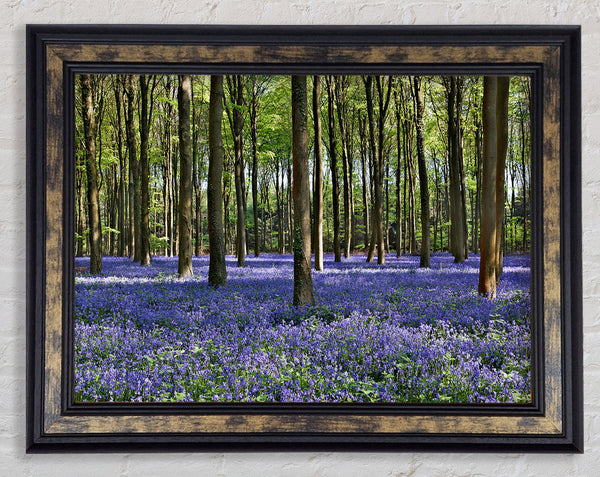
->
[75, 74, 531, 299]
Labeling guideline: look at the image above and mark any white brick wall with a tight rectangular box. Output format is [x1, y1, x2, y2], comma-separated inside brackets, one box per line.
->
[2, 1, 596, 475]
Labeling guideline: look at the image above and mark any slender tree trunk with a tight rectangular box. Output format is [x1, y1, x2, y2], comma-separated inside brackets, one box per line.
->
[177, 75, 194, 277]
[364, 77, 377, 263]
[191, 78, 204, 257]
[520, 101, 529, 252]
[250, 78, 260, 257]
[413, 77, 430, 268]
[226, 75, 247, 267]
[376, 77, 392, 264]
[447, 76, 465, 263]
[395, 101, 403, 257]
[113, 80, 126, 257]
[495, 77, 510, 278]
[109, 163, 118, 256]
[124, 75, 138, 261]
[291, 76, 315, 307]
[287, 157, 293, 253]
[207, 75, 227, 287]
[75, 165, 85, 256]
[364, 76, 389, 265]
[335, 77, 352, 259]
[405, 120, 417, 254]
[312, 75, 324, 270]
[275, 162, 283, 254]
[139, 76, 152, 266]
[326, 77, 341, 262]
[81, 75, 102, 274]
[479, 77, 498, 298]
[473, 120, 482, 254]
[358, 116, 370, 251]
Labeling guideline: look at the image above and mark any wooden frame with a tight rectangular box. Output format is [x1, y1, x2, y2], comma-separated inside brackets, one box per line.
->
[26, 25, 582, 452]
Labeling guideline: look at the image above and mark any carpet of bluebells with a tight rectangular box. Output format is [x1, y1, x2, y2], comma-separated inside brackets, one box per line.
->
[74, 253, 531, 404]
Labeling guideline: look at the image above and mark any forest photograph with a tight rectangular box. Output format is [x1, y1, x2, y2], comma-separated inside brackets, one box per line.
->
[73, 73, 532, 404]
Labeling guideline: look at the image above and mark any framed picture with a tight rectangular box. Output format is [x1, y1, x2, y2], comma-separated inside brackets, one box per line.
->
[26, 25, 582, 452]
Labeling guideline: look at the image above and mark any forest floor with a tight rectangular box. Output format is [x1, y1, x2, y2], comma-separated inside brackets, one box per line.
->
[74, 252, 531, 403]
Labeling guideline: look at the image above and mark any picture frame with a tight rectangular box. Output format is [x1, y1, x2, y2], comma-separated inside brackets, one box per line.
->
[26, 24, 582, 452]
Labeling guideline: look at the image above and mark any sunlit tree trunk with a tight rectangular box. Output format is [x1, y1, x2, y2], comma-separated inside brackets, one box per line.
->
[207, 75, 227, 287]
[81, 75, 102, 274]
[312, 75, 324, 271]
[291, 76, 315, 306]
[479, 77, 498, 298]
[177, 75, 194, 277]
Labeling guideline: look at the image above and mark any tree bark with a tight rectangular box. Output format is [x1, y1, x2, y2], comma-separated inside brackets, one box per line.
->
[312, 75, 324, 271]
[335, 77, 352, 259]
[177, 75, 194, 277]
[479, 77, 498, 298]
[358, 115, 370, 251]
[326, 76, 341, 262]
[364, 76, 389, 265]
[394, 89, 403, 257]
[291, 76, 315, 307]
[447, 76, 465, 263]
[413, 77, 430, 268]
[81, 75, 102, 274]
[139, 75, 152, 266]
[124, 75, 139, 261]
[208, 76, 227, 287]
[113, 79, 127, 257]
[226, 75, 247, 267]
[495, 76, 510, 279]
[250, 77, 260, 257]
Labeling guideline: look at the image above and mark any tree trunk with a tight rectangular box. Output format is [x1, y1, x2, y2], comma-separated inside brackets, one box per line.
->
[275, 161, 283, 254]
[177, 75, 194, 277]
[358, 116, 370, 251]
[250, 78, 260, 257]
[81, 75, 102, 274]
[113, 80, 127, 257]
[207, 76, 227, 287]
[75, 163, 85, 257]
[364, 76, 389, 265]
[473, 120, 482, 254]
[447, 76, 465, 263]
[312, 75, 324, 271]
[226, 75, 247, 267]
[291, 76, 315, 307]
[335, 77, 352, 259]
[139, 76, 152, 266]
[124, 75, 139, 261]
[495, 77, 510, 279]
[413, 77, 430, 268]
[395, 96, 403, 257]
[326, 76, 341, 262]
[479, 77, 498, 298]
